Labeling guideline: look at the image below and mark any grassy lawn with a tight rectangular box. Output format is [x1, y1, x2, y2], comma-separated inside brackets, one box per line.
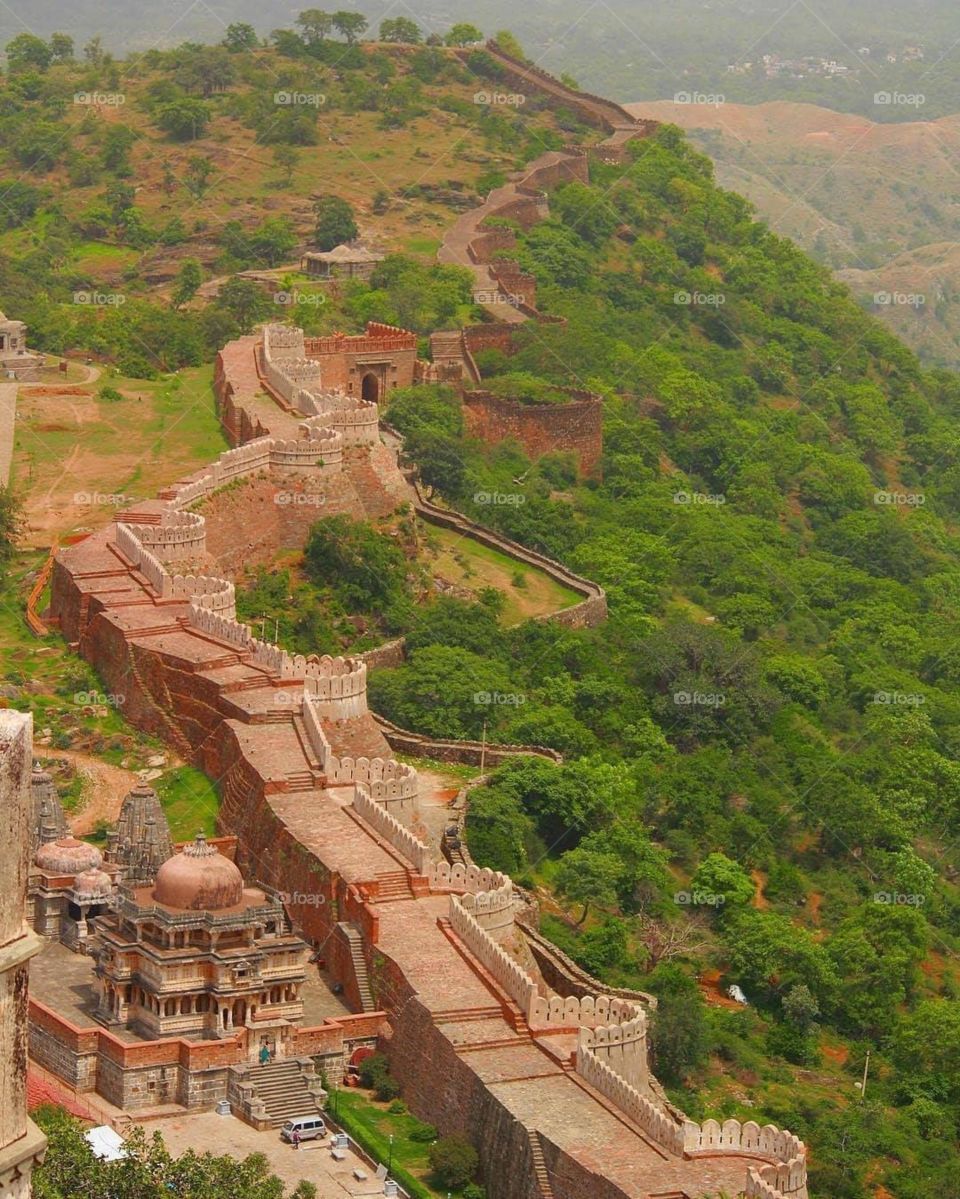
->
[154, 766, 220, 841]
[13, 363, 227, 547]
[329, 1089, 452, 1199]
[426, 525, 580, 625]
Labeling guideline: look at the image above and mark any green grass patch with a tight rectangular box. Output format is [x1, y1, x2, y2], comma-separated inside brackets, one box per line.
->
[330, 1090, 447, 1198]
[153, 766, 220, 841]
[428, 525, 579, 625]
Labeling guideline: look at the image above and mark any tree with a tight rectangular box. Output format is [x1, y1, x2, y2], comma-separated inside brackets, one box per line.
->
[445, 23, 484, 46]
[296, 9, 333, 45]
[690, 852, 755, 910]
[647, 964, 710, 1082]
[223, 22, 258, 51]
[184, 155, 216, 198]
[494, 30, 525, 59]
[312, 195, 358, 250]
[555, 847, 622, 923]
[273, 144, 300, 184]
[172, 259, 203, 309]
[213, 276, 274, 333]
[6, 33, 52, 71]
[33, 1105, 318, 1197]
[49, 32, 74, 62]
[428, 1136, 478, 1190]
[82, 35, 105, 65]
[332, 11, 368, 43]
[101, 125, 137, 174]
[380, 18, 422, 43]
[156, 98, 211, 141]
[0, 486, 23, 580]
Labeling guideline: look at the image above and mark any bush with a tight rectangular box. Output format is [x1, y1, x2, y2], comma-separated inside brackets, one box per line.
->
[374, 1075, 402, 1102]
[358, 1052, 389, 1089]
[387, 1099, 407, 1114]
[409, 1121, 438, 1143]
[428, 1135, 478, 1189]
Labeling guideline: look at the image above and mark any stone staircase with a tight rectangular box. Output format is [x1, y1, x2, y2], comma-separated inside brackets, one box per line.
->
[528, 1130, 556, 1199]
[230, 1057, 325, 1129]
[375, 869, 416, 902]
[340, 922, 376, 1012]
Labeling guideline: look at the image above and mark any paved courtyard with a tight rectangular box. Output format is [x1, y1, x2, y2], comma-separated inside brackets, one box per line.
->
[143, 1111, 390, 1198]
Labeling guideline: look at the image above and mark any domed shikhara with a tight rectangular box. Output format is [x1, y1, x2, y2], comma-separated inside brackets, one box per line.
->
[35, 836, 103, 875]
[152, 833, 244, 911]
[72, 867, 113, 900]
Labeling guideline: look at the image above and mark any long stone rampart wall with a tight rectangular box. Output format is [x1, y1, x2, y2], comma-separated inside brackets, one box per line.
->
[448, 892, 537, 1014]
[575, 1049, 687, 1155]
[302, 693, 417, 801]
[352, 783, 431, 875]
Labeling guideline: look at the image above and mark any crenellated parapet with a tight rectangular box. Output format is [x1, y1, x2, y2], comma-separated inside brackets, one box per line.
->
[260, 323, 383, 445]
[353, 783, 432, 876]
[301, 692, 417, 804]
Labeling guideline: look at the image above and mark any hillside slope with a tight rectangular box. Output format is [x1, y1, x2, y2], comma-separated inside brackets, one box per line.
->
[627, 99, 960, 366]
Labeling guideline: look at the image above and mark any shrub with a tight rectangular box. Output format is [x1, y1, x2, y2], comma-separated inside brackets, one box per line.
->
[409, 1122, 438, 1143]
[374, 1075, 402, 1102]
[428, 1135, 478, 1189]
[358, 1052, 389, 1089]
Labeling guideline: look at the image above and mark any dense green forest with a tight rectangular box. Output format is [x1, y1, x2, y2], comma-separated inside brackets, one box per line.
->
[363, 128, 960, 1199]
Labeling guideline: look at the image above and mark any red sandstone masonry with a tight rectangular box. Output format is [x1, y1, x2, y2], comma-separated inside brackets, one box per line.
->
[462, 388, 602, 477]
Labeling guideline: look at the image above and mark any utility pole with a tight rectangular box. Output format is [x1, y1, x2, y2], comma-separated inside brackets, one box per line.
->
[860, 1049, 871, 1102]
[480, 718, 487, 775]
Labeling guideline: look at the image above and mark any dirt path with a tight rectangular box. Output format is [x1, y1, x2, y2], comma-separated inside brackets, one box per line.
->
[406, 765, 464, 851]
[36, 747, 173, 835]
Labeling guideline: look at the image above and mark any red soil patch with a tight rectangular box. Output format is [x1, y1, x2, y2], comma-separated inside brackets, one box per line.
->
[22, 386, 91, 398]
[808, 891, 823, 925]
[821, 1043, 849, 1065]
[751, 869, 769, 909]
[699, 968, 743, 1009]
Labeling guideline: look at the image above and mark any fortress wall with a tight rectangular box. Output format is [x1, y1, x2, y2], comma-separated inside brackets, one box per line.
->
[462, 389, 602, 476]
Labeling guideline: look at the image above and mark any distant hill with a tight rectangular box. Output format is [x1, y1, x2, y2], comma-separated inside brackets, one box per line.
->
[9, 0, 960, 118]
[627, 99, 960, 367]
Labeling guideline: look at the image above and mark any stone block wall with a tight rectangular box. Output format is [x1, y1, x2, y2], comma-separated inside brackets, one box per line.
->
[462, 388, 603, 476]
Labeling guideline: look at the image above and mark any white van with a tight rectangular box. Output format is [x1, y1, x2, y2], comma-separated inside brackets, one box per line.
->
[280, 1115, 326, 1143]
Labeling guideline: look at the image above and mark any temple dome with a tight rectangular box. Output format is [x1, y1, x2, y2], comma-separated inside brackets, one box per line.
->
[72, 867, 113, 900]
[35, 836, 102, 875]
[152, 833, 243, 911]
